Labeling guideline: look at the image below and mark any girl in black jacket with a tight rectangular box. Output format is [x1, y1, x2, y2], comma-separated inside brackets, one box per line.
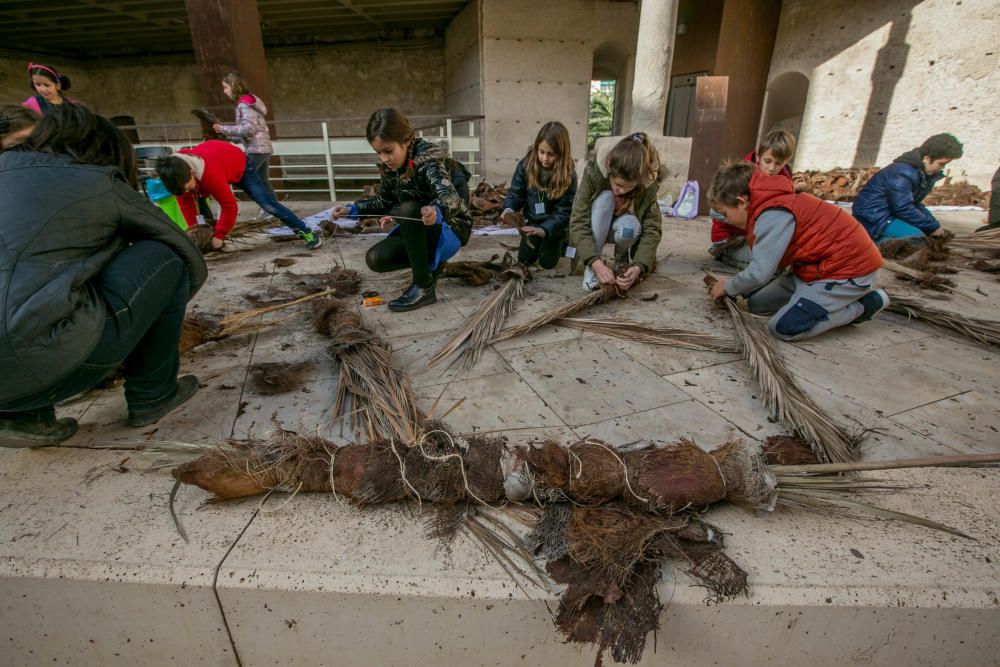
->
[331, 108, 472, 312]
[500, 121, 577, 268]
[0, 105, 207, 445]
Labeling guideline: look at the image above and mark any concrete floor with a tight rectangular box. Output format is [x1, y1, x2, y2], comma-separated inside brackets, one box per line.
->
[1, 207, 998, 666]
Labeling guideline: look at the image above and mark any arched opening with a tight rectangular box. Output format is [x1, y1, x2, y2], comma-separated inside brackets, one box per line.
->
[758, 71, 809, 145]
[590, 41, 631, 148]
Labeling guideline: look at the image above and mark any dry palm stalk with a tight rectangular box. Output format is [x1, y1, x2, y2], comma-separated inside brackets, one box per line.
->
[429, 264, 531, 370]
[491, 284, 619, 344]
[555, 317, 740, 353]
[951, 228, 1000, 250]
[885, 293, 1000, 347]
[312, 298, 422, 442]
[703, 272, 859, 463]
[881, 259, 965, 295]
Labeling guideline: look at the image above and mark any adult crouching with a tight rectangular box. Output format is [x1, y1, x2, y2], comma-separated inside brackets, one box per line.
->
[0, 104, 207, 446]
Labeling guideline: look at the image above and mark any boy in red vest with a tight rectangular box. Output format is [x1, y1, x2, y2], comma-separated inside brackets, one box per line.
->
[156, 140, 321, 250]
[708, 161, 887, 341]
[709, 129, 796, 269]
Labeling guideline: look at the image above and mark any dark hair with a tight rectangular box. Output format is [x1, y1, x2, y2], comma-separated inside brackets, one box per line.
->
[524, 121, 574, 199]
[366, 108, 416, 177]
[0, 104, 39, 138]
[155, 156, 193, 196]
[919, 133, 963, 161]
[707, 160, 755, 208]
[28, 63, 71, 92]
[25, 103, 137, 188]
[222, 71, 250, 102]
[607, 131, 660, 186]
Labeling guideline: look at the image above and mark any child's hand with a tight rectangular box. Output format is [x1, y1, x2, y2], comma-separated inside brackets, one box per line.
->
[591, 259, 616, 285]
[616, 266, 642, 290]
[330, 205, 351, 220]
[420, 205, 438, 225]
[521, 225, 546, 238]
[212, 123, 223, 133]
[711, 277, 729, 301]
[211, 237, 224, 250]
[379, 216, 395, 230]
[500, 209, 521, 228]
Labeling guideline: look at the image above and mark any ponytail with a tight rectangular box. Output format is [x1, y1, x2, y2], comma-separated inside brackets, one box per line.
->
[606, 131, 659, 186]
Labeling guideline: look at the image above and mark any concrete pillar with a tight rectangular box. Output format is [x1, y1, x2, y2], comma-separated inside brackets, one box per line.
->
[629, 0, 680, 135]
[184, 0, 274, 125]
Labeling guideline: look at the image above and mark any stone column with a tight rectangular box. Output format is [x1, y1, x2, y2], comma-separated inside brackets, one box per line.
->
[629, 0, 680, 135]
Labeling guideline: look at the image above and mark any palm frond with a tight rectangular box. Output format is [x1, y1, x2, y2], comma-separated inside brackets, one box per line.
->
[490, 286, 616, 344]
[556, 317, 740, 353]
[886, 293, 1000, 347]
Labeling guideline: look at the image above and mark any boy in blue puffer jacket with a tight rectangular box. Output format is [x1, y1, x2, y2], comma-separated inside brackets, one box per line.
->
[852, 133, 963, 243]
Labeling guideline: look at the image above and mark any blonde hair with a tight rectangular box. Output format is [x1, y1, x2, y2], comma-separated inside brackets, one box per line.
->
[607, 132, 660, 187]
[707, 161, 754, 208]
[524, 121, 574, 200]
[756, 129, 796, 164]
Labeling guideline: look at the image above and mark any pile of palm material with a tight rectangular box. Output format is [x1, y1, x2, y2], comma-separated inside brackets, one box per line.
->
[791, 167, 880, 201]
[249, 360, 317, 395]
[555, 317, 740, 354]
[923, 179, 988, 207]
[186, 225, 216, 253]
[490, 283, 622, 345]
[703, 273, 860, 464]
[470, 181, 509, 227]
[885, 293, 1000, 347]
[311, 297, 423, 442]
[172, 432, 987, 665]
[179, 288, 335, 354]
[443, 252, 518, 286]
[429, 262, 532, 370]
[283, 266, 361, 296]
[881, 259, 962, 295]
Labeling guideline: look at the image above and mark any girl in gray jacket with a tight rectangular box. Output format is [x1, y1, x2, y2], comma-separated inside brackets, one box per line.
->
[212, 71, 275, 195]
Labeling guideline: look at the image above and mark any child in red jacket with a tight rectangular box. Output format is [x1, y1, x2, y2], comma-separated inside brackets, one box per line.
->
[156, 140, 320, 251]
[709, 129, 796, 269]
[708, 161, 886, 342]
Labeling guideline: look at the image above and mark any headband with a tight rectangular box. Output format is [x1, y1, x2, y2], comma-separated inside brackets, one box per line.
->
[28, 62, 62, 82]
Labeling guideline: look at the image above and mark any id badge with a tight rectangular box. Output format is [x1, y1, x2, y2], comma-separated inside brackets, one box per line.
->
[534, 202, 546, 215]
[565, 246, 577, 258]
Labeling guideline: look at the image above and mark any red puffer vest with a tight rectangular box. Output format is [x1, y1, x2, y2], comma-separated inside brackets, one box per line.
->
[747, 172, 882, 282]
[711, 152, 793, 242]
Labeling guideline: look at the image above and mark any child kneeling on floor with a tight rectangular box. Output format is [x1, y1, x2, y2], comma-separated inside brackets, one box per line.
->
[569, 132, 663, 292]
[331, 108, 472, 312]
[708, 161, 887, 341]
[709, 129, 796, 270]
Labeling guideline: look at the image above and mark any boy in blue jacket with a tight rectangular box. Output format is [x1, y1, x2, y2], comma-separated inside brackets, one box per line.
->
[852, 133, 963, 242]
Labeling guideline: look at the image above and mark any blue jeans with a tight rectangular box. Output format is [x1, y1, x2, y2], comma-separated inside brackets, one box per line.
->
[2, 241, 190, 412]
[238, 156, 308, 235]
[876, 218, 925, 243]
[247, 153, 276, 197]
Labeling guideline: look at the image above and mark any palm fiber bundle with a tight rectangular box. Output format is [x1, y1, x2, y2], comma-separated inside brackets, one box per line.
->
[312, 297, 423, 442]
[443, 252, 517, 286]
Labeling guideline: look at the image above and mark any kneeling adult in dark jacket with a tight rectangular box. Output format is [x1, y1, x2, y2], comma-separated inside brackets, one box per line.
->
[852, 133, 963, 242]
[0, 105, 208, 446]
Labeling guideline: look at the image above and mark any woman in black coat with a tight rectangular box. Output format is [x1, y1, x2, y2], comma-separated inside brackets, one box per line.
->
[0, 105, 208, 446]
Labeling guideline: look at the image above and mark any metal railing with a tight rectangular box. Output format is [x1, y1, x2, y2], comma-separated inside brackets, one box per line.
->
[126, 114, 484, 201]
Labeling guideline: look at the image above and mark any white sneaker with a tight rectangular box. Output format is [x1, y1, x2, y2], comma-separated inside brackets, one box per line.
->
[582, 265, 600, 291]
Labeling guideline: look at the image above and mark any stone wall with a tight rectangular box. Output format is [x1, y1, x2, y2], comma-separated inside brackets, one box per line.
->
[767, 0, 1000, 188]
[445, 0, 483, 116]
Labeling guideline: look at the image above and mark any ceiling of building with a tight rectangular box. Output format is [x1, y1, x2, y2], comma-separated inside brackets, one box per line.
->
[0, 0, 471, 58]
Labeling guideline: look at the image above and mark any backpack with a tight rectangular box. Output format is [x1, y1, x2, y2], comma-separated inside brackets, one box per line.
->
[670, 180, 700, 220]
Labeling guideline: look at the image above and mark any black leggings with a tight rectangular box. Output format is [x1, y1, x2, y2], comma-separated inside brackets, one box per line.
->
[518, 231, 566, 269]
[365, 201, 441, 287]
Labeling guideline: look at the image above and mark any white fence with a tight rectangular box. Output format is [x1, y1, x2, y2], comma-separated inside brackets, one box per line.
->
[128, 115, 484, 201]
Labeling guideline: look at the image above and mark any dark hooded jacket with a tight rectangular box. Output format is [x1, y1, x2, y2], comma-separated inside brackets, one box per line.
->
[502, 157, 578, 238]
[0, 150, 207, 405]
[852, 149, 943, 239]
[354, 138, 473, 245]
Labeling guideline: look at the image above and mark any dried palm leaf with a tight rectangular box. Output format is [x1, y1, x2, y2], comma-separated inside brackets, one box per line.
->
[429, 265, 530, 370]
[881, 259, 971, 296]
[885, 293, 1000, 347]
[704, 273, 859, 463]
[491, 284, 618, 345]
[555, 317, 740, 353]
[952, 228, 1000, 250]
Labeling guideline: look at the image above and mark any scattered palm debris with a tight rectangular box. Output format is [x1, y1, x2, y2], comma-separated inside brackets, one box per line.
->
[249, 361, 317, 395]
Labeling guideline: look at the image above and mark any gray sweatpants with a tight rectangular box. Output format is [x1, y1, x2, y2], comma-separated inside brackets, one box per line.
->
[747, 269, 880, 341]
[591, 190, 642, 262]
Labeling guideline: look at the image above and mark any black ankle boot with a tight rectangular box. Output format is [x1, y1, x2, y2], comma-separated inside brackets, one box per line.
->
[389, 280, 437, 312]
[0, 406, 78, 447]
